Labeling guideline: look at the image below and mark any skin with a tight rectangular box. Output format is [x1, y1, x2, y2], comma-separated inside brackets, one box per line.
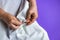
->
[0, 9, 22, 30]
[0, 0, 38, 30]
[26, 0, 38, 25]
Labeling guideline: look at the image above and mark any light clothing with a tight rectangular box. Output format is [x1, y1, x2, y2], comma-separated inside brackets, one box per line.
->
[0, 0, 25, 16]
[0, 0, 49, 40]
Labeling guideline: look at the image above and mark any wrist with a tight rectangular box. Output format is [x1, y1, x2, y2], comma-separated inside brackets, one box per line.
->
[28, 0, 37, 7]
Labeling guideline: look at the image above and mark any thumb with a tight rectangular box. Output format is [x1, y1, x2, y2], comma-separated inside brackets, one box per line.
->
[26, 12, 31, 22]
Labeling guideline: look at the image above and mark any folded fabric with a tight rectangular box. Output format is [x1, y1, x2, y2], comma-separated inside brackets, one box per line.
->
[8, 1, 49, 40]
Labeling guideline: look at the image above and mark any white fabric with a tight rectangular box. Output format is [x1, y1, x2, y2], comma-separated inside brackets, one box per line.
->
[0, 0, 49, 40]
[0, 0, 2, 8]
[0, 0, 22, 16]
[9, 1, 49, 40]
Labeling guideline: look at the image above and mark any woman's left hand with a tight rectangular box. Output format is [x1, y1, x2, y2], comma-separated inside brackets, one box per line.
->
[26, 4, 38, 25]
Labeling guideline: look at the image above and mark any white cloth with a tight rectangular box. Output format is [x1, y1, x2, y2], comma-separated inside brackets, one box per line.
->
[0, 0, 49, 40]
[9, 1, 49, 40]
[0, 0, 24, 16]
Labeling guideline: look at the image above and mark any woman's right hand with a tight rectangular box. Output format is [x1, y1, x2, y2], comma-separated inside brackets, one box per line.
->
[2, 12, 22, 30]
[0, 9, 22, 30]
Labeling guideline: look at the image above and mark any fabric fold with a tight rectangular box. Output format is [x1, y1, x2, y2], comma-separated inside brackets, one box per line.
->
[9, 1, 49, 40]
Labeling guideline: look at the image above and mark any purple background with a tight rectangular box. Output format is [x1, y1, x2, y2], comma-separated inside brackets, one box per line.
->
[36, 0, 60, 40]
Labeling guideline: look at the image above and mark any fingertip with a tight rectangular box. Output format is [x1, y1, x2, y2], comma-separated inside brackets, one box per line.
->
[26, 19, 30, 23]
[26, 22, 32, 25]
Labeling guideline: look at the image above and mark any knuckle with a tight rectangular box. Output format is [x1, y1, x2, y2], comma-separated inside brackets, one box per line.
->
[10, 20, 13, 23]
[29, 11, 32, 13]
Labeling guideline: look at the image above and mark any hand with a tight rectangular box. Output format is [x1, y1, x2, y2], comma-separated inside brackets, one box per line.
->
[26, 4, 38, 25]
[2, 12, 22, 30]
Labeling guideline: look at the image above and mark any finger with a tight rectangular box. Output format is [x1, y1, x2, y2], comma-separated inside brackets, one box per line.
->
[27, 13, 36, 25]
[31, 16, 36, 22]
[12, 20, 22, 26]
[27, 19, 35, 25]
[10, 23, 19, 30]
[31, 13, 37, 21]
[26, 12, 31, 22]
[26, 17, 35, 25]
